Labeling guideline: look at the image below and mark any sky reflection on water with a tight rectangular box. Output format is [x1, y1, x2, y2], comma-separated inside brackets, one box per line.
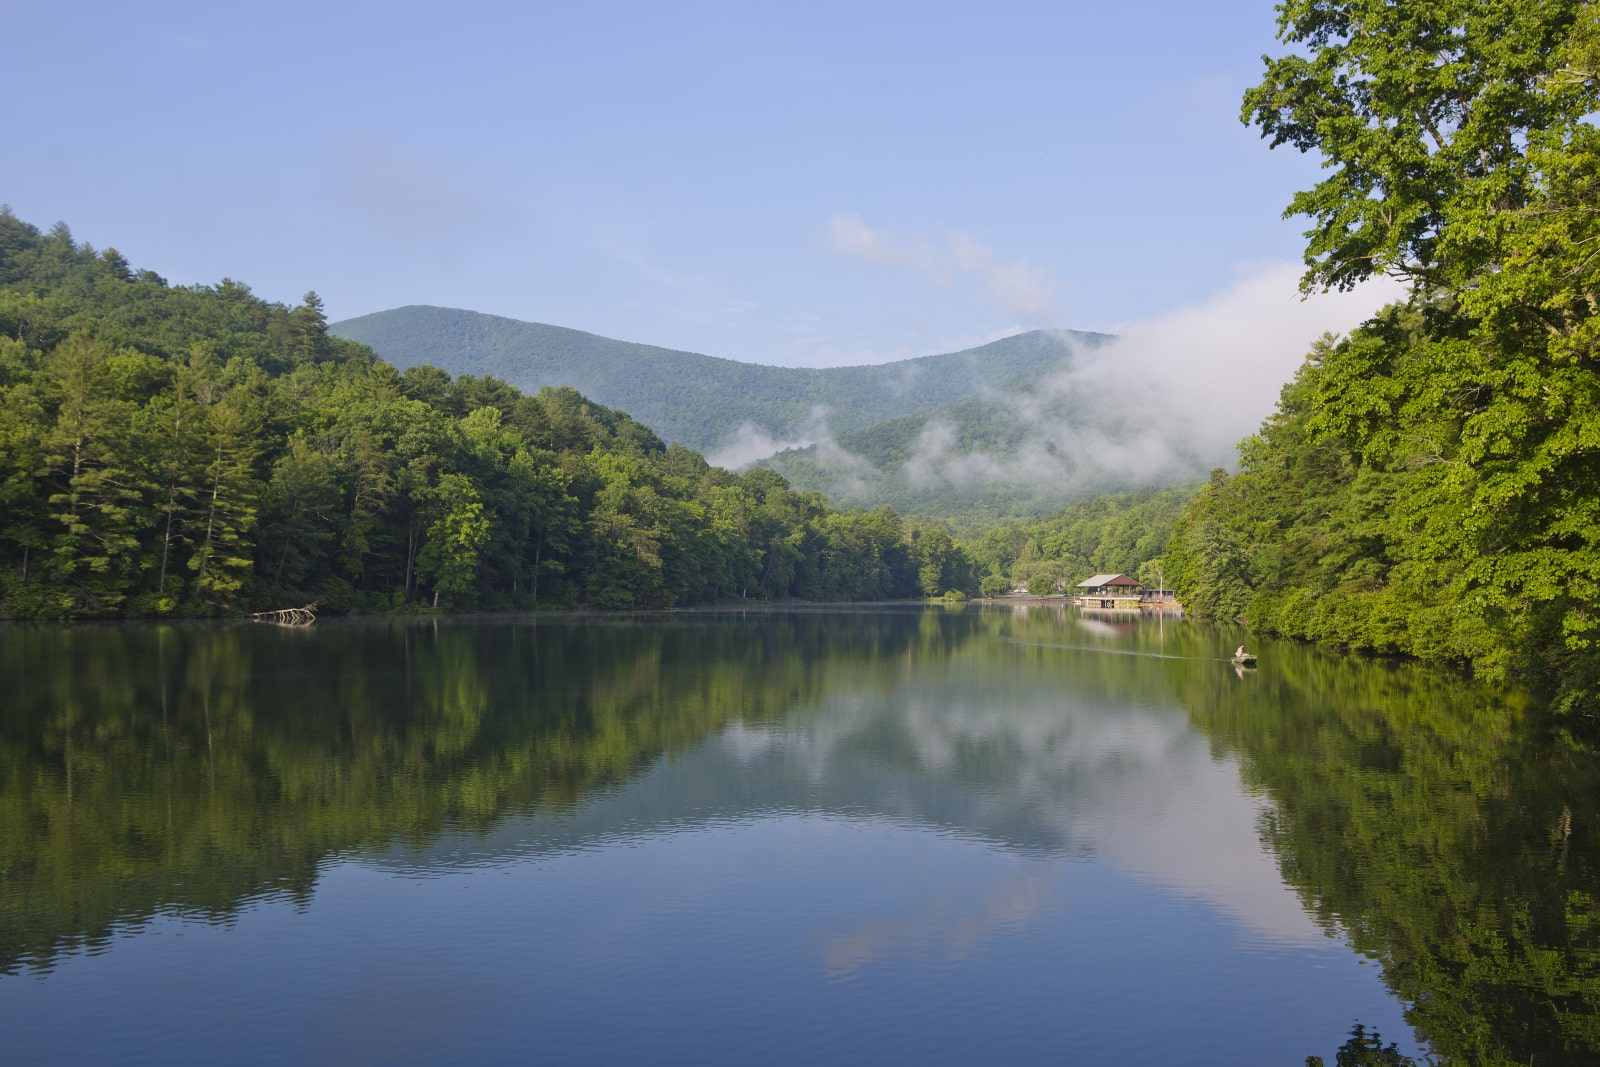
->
[0, 608, 1451, 1064]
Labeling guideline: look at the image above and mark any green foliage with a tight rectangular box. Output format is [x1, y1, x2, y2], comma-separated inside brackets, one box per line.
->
[415, 472, 489, 606]
[0, 210, 978, 617]
[978, 572, 1011, 598]
[330, 304, 1110, 456]
[1243, 0, 1589, 295]
[1169, 628, 1600, 1065]
[1305, 1025, 1418, 1067]
[1166, 0, 1600, 697]
[761, 391, 1200, 525]
[1025, 571, 1059, 596]
[330, 303, 1228, 527]
[963, 485, 1193, 594]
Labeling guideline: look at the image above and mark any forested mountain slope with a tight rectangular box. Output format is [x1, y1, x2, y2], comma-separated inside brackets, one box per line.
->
[0, 210, 980, 618]
[964, 485, 1193, 595]
[329, 305, 1111, 456]
[332, 306, 1218, 523]
[765, 394, 1214, 528]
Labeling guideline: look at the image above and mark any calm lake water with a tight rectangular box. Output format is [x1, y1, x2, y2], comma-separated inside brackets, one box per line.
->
[1, 605, 1595, 1064]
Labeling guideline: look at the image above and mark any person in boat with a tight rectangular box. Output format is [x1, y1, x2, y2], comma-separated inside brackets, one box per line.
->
[1236, 645, 1249, 659]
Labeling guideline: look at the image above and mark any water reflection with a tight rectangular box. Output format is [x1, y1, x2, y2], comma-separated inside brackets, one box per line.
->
[814, 865, 1056, 978]
[1, 607, 1595, 1063]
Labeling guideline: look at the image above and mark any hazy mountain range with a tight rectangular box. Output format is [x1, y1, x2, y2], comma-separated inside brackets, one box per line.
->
[331, 306, 1221, 522]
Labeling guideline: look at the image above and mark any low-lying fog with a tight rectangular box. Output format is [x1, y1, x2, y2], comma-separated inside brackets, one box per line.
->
[708, 264, 1406, 496]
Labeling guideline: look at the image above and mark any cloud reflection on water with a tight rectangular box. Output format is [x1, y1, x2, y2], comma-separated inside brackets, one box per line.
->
[725, 671, 1329, 957]
[814, 869, 1056, 978]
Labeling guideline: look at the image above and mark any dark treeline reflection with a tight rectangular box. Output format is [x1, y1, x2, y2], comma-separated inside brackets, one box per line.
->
[0, 610, 944, 976]
[1167, 636, 1600, 1066]
[4, 607, 1599, 1064]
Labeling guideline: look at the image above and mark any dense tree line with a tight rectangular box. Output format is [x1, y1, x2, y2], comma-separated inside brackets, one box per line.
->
[962, 486, 1192, 595]
[0, 210, 975, 618]
[1164, 0, 1600, 701]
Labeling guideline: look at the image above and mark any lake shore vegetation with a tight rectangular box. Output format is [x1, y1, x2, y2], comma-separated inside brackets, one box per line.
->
[1162, 0, 1600, 706]
[0, 210, 976, 618]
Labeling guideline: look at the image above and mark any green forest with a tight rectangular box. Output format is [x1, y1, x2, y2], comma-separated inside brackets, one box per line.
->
[1161, 0, 1600, 707]
[10, 0, 1600, 714]
[0, 211, 981, 618]
[760, 399, 1210, 529]
[964, 485, 1191, 596]
[331, 303, 1110, 456]
[334, 307, 1214, 527]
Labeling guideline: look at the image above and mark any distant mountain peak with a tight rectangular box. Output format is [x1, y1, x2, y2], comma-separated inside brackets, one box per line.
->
[330, 306, 1215, 522]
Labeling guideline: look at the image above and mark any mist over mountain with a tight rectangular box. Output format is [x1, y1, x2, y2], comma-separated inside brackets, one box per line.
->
[332, 278, 1390, 524]
[763, 391, 1214, 526]
[330, 306, 1151, 519]
[330, 305, 1107, 454]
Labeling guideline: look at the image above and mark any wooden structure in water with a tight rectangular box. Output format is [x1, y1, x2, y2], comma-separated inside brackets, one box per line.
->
[248, 602, 317, 626]
[1071, 573, 1144, 609]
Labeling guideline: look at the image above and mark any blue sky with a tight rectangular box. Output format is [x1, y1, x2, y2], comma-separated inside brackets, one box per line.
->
[3, 1, 1343, 367]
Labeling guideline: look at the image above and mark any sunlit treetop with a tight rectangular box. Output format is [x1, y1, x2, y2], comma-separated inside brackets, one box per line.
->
[1243, 0, 1600, 293]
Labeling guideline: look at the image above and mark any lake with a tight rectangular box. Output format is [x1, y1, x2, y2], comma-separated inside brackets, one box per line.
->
[1, 605, 1595, 1064]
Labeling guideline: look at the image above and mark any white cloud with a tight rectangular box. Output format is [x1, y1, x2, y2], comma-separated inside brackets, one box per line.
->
[824, 212, 1059, 324]
[706, 406, 851, 471]
[1051, 262, 1407, 465]
[949, 232, 1056, 322]
[825, 212, 908, 268]
[706, 420, 822, 470]
[714, 263, 1405, 500]
[898, 263, 1407, 491]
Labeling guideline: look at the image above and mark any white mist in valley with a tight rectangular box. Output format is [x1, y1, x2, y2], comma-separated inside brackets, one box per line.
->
[712, 263, 1406, 503]
[1030, 264, 1408, 483]
[706, 414, 829, 471]
[708, 410, 881, 497]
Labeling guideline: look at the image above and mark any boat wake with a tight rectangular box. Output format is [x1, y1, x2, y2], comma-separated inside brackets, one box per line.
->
[1007, 639, 1214, 662]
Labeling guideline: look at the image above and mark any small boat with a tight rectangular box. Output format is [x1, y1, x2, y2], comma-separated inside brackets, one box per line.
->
[1232, 648, 1257, 667]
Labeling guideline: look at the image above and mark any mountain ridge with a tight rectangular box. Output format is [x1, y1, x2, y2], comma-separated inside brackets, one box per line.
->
[329, 305, 1224, 526]
[329, 304, 1112, 456]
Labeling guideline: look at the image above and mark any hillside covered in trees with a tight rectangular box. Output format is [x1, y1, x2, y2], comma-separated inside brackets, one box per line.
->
[1162, 0, 1600, 703]
[965, 486, 1192, 596]
[0, 210, 979, 618]
[762, 397, 1213, 530]
[329, 304, 1111, 457]
[332, 306, 1225, 524]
